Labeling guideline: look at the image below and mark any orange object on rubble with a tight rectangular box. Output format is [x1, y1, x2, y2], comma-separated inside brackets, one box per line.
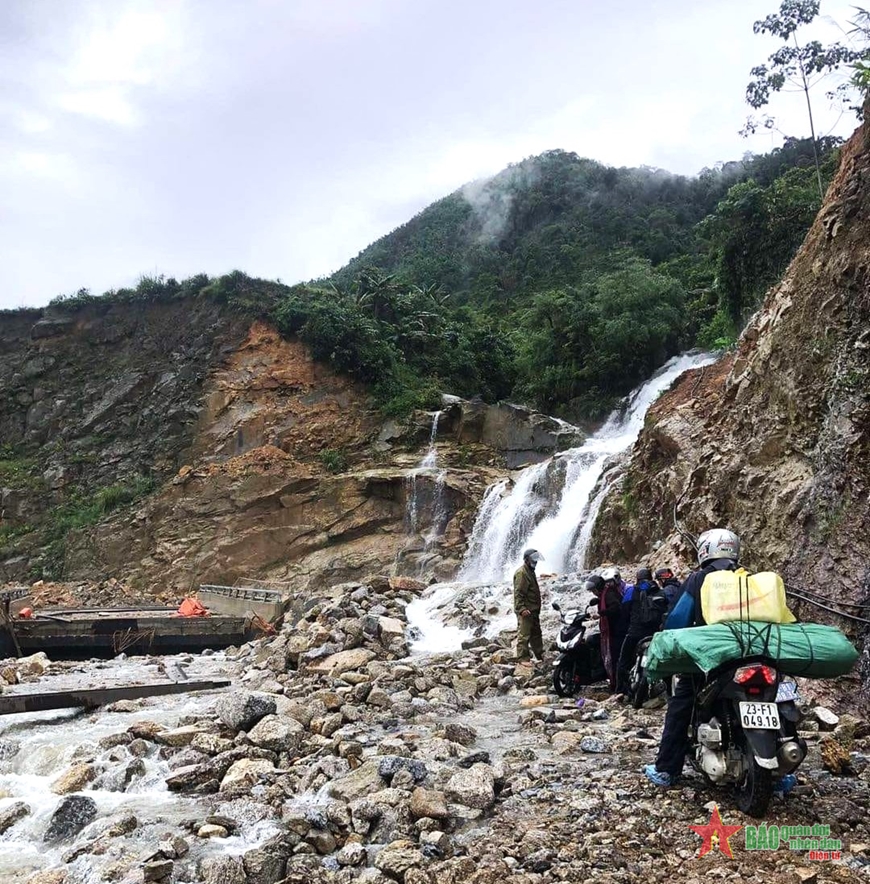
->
[176, 598, 209, 617]
[18, 607, 33, 619]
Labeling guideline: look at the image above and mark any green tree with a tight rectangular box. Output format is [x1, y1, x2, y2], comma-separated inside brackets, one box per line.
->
[744, 0, 860, 199]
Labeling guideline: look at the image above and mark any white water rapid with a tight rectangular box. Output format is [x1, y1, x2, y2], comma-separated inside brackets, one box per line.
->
[459, 351, 716, 583]
[0, 654, 277, 883]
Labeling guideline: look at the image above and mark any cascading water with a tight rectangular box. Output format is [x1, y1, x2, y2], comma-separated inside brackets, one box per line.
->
[406, 352, 719, 652]
[404, 411, 443, 535]
[459, 352, 716, 583]
[399, 411, 451, 575]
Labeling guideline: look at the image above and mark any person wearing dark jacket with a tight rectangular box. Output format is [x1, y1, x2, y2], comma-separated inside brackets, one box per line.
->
[598, 567, 626, 692]
[513, 548, 544, 663]
[616, 567, 668, 694]
[655, 567, 682, 611]
[643, 529, 797, 795]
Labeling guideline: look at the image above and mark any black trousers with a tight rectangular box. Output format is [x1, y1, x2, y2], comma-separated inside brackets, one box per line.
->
[654, 674, 697, 775]
[616, 629, 654, 694]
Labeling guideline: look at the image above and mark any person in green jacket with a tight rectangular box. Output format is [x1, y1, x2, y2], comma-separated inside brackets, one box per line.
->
[514, 548, 544, 663]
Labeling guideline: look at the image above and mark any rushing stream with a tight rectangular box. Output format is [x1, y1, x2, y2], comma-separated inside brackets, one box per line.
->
[409, 351, 717, 652]
[0, 654, 275, 883]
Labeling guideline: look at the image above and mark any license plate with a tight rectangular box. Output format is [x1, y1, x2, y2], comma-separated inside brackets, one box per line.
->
[775, 680, 799, 703]
[739, 701, 781, 730]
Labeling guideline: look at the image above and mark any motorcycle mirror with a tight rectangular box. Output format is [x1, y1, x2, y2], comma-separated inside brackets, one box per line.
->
[551, 601, 561, 611]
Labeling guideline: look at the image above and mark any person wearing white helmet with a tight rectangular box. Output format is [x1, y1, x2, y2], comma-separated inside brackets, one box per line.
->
[643, 529, 798, 795]
[513, 548, 545, 664]
[644, 529, 740, 787]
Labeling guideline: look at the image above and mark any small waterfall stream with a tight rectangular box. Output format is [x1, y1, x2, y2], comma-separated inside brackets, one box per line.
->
[409, 352, 717, 651]
[401, 411, 449, 574]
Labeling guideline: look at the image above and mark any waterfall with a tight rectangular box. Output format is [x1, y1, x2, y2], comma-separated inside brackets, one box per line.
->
[401, 411, 450, 576]
[459, 352, 717, 582]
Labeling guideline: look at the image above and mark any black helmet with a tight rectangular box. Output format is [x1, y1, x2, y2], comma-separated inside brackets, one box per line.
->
[636, 567, 652, 582]
[584, 575, 605, 594]
[655, 567, 675, 582]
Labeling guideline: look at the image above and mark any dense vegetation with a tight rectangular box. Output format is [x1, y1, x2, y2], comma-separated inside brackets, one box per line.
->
[326, 136, 840, 416]
[46, 136, 840, 422]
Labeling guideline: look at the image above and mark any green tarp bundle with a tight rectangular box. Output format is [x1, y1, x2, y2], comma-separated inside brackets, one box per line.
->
[645, 621, 858, 681]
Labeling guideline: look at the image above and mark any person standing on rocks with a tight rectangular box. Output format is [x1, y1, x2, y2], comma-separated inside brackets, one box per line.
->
[616, 567, 668, 694]
[598, 567, 626, 692]
[514, 549, 544, 665]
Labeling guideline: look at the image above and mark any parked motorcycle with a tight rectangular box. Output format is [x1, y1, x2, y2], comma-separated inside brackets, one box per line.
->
[551, 600, 607, 696]
[626, 634, 670, 709]
[688, 660, 807, 816]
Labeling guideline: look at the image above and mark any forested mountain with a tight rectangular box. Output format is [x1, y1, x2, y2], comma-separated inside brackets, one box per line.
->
[41, 139, 840, 423]
[325, 137, 839, 416]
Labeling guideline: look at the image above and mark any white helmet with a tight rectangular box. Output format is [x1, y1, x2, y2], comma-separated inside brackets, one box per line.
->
[696, 529, 740, 566]
[600, 567, 620, 583]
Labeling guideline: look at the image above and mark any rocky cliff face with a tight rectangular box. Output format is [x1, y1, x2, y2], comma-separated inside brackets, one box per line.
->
[591, 119, 870, 614]
[0, 303, 575, 596]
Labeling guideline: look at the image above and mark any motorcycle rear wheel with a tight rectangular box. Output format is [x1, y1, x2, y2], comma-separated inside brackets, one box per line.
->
[631, 673, 649, 709]
[553, 662, 575, 697]
[736, 755, 774, 817]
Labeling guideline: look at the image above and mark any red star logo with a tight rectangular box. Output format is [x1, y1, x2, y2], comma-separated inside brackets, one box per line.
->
[689, 804, 743, 858]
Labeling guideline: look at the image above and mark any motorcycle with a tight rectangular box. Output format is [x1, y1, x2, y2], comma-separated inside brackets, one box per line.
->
[627, 634, 671, 709]
[688, 659, 807, 816]
[551, 600, 607, 697]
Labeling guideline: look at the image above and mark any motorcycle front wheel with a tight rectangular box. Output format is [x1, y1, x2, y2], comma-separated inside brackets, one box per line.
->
[736, 754, 774, 817]
[553, 661, 575, 697]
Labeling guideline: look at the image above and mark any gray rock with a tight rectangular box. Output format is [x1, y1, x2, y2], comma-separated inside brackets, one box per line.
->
[144, 859, 174, 882]
[579, 736, 608, 754]
[44, 795, 98, 842]
[378, 756, 428, 783]
[374, 839, 423, 878]
[0, 801, 30, 834]
[216, 691, 277, 732]
[444, 723, 477, 746]
[445, 763, 495, 810]
[247, 714, 305, 752]
[243, 846, 287, 884]
[199, 855, 247, 884]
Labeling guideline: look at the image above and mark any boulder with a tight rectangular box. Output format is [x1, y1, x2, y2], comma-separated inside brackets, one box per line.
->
[445, 763, 495, 810]
[329, 760, 384, 802]
[444, 723, 477, 747]
[220, 758, 275, 792]
[409, 788, 449, 820]
[307, 648, 376, 677]
[0, 801, 30, 834]
[579, 736, 608, 754]
[216, 691, 276, 732]
[198, 856, 246, 884]
[143, 860, 174, 882]
[44, 795, 98, 842]
[17, 652, 50, 677]
[51, 763, 95, 795]
[243, 845, 288, 884]
[154, 725, 202, 747]
[246, 715, 305, 753]
[374, 839, 423, 879]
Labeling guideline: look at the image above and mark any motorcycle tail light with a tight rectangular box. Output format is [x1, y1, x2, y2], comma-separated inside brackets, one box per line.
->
[734, 664, 777, 685]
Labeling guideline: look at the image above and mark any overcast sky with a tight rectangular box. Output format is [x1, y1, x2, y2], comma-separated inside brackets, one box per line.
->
[1, 0, 862, 308]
